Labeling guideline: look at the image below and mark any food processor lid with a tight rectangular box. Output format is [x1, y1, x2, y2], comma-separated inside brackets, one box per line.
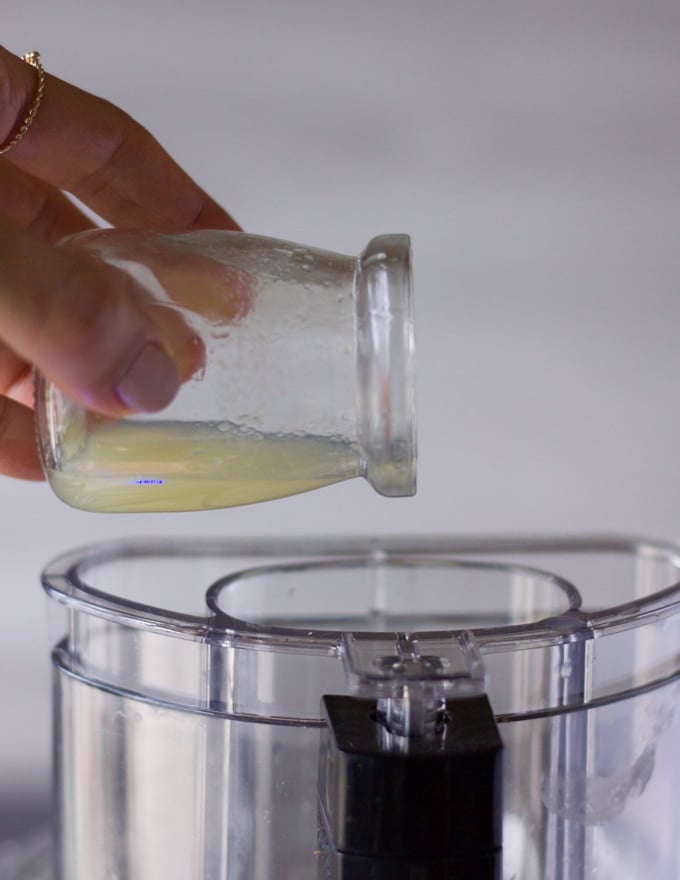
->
[42, 534, 680, 722]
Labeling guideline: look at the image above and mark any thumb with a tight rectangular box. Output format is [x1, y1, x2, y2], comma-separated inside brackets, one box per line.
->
[0, 215, 198, 414]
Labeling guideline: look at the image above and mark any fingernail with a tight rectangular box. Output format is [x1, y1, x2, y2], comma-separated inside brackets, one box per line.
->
[116, 343, 181, 412]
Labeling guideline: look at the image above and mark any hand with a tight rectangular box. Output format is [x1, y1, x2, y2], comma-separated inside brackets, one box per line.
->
[0, 45, 240, 480]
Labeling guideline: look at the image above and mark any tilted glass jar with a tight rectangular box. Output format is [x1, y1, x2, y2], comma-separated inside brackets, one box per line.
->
[34, 230, 416, 513]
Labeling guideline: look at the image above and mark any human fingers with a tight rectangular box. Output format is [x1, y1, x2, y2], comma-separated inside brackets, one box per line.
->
[65, 228, 256, 325]
[0, 46, 240, 232]
[0, 214, 202, 416]
[0, 157, 94, 242]
[0, 396, 43, 480]
[0, 342, 33, 408]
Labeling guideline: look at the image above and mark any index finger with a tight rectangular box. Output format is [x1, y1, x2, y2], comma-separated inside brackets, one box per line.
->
[0, 45, 240, 232]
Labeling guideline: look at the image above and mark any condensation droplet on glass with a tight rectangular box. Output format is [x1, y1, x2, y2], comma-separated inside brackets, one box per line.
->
[362, 251, 388, 268]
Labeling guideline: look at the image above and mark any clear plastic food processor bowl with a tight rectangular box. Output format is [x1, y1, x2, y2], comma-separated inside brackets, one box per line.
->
[25, 535, 680, 879]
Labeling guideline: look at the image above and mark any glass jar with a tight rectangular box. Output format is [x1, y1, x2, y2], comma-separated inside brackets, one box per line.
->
[34, 230, 416, 513]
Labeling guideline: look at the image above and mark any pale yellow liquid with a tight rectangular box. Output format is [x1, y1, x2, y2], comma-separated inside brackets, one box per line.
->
[48, 420, 362, 513]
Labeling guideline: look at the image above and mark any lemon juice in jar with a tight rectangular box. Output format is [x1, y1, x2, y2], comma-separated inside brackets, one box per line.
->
[47, 418, 362, 513]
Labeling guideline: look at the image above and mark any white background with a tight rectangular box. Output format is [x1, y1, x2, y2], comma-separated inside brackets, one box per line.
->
[2, 0, 680, 834]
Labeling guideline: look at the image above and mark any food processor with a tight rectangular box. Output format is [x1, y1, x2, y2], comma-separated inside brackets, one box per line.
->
[6, 533, 678, 879]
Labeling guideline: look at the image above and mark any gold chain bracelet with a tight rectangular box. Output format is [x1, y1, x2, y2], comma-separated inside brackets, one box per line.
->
[0, 51, 46, 156]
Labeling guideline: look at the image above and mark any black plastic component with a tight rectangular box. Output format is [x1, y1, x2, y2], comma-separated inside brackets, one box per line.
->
[318, 821, 501, 880]
[318, 694, 503, 879]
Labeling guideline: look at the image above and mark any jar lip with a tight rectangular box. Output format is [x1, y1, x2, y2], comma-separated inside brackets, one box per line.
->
[354, 234, 417, 498]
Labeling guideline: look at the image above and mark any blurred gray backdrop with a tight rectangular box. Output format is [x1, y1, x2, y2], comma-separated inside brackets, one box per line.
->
[2, 0, 680, 843]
